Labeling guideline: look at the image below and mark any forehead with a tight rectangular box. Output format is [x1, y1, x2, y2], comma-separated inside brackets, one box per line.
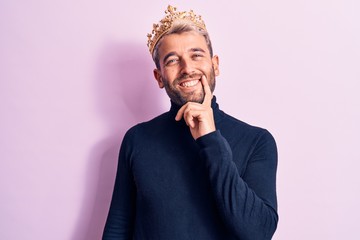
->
[158, 31, 208, 57]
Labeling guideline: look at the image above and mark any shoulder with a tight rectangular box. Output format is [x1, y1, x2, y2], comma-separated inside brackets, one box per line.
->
[219, 111, 272, 137]
[123, 111, 171, 141]
[219, 111, 277, 150]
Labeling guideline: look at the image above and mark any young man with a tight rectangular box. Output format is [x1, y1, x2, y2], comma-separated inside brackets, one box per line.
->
[103, 5, 278, 240]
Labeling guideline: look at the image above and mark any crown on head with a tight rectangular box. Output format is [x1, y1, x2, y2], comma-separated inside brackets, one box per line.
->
[147, 5, 207, 55]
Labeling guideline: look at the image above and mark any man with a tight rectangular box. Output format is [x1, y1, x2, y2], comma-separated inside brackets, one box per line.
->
[103, 5, 278, 240]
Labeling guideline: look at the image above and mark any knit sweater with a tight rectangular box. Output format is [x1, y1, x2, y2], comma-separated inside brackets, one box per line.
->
[103, 97, 278, 240]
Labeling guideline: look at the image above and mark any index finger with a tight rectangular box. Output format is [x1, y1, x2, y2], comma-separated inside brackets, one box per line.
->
[201, 75, 212, 106]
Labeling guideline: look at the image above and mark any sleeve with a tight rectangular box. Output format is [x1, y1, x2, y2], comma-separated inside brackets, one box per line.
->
[102, 131, 136, 240]
[196, 130, 278, 240]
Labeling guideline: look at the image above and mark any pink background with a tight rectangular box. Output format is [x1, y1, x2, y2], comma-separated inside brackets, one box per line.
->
[1, 0, 359, 239]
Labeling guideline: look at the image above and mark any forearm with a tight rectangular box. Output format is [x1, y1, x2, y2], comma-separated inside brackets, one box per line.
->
[197, 130, 278, 239]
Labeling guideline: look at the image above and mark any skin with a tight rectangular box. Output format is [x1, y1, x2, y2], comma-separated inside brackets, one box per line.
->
[153, 31, 220, 139]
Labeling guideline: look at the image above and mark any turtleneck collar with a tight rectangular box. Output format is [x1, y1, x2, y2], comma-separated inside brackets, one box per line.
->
[168, 96, 225, 124]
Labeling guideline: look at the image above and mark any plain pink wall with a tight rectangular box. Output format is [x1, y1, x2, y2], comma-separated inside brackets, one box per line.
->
[1, 0, 359, 239]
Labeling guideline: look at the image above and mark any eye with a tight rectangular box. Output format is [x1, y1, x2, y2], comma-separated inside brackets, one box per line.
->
[165, 58, 179, 66]
[192, 53, 204, 59]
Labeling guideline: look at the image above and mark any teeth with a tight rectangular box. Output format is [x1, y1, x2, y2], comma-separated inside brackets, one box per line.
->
[180, 80, 198, 88]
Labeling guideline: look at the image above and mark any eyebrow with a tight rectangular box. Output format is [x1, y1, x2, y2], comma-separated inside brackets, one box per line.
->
[189, 48, 206, 53]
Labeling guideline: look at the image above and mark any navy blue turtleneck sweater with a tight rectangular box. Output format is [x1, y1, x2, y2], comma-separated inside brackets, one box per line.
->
[103, 97, 278, 239]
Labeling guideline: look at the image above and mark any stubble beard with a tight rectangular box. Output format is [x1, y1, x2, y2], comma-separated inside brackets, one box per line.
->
[162, 68, 216, 106]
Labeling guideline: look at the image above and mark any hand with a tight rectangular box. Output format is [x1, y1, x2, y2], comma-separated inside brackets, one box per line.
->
[175, 75, 216, 140]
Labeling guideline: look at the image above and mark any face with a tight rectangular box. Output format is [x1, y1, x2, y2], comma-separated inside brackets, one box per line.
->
[154, 31, 219, 106]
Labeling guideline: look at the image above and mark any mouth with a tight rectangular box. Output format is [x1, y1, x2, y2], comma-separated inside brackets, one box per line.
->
[179, 79, 200, 88]
[178, 73, 203, 89]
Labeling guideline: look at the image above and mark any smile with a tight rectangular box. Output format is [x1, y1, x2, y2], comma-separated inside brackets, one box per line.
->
[179, 79, 199, 88]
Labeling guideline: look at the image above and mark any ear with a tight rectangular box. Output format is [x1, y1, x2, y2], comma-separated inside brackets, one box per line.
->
[212, 55, 220, 76]
[153, 69, 164, 88]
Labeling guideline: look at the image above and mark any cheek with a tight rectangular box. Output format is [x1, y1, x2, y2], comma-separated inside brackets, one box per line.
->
[163, 69, 179, 80]
[202, 63, 214, 75]
[202, 60, 214, 69]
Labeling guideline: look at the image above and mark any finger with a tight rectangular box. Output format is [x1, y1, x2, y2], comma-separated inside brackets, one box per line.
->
[176, 104, 195, 127]
[201, 75, 212, 106]
[175, 104, 186, 121]
[184, 115, 195, 128]
[175, 103, 194, 121]
[183, 109, 201, 128]
[175, 102, 203, 121]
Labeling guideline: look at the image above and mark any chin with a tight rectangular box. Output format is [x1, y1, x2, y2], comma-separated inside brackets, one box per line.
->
[187, 97, 203, 104]
[182, 93, 205, 104]
[167, 88, 205, 106]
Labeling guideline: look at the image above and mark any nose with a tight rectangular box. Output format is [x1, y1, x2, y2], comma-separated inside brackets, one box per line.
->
[180, 57, 195, 75]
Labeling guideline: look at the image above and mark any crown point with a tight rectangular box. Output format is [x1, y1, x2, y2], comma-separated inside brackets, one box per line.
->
[167, 5, 176, 13]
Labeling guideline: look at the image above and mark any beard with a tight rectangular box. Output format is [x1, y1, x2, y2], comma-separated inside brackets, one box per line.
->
[162, 67, 216, 106]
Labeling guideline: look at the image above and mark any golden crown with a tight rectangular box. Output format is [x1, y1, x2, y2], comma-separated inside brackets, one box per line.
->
[147, 5, 207, 55]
